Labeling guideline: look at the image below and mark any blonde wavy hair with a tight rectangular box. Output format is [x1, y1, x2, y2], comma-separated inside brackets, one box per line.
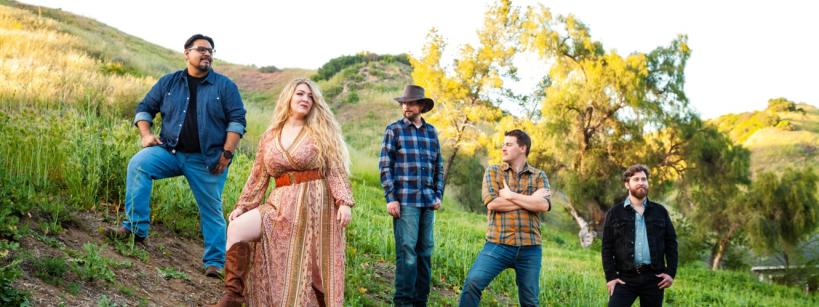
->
[267, 79, 350, 174]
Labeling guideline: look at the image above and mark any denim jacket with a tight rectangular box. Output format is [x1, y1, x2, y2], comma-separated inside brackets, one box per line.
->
[134, 69, 246, 170]
[601, 198, 678, 281]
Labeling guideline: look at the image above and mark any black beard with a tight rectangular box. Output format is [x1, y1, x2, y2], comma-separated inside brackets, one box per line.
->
[404, 113, 419, 122]
[630, 187, 648, 199]
[196, 61, 211, 72]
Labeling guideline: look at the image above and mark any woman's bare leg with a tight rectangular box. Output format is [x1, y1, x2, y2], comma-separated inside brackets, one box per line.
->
[226, 208, 262, 251]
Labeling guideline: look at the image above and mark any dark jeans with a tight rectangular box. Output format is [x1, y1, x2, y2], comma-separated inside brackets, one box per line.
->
[459, 242, 542, 307]
[608, 272, 665, 307]
[393, 206, 435, 306]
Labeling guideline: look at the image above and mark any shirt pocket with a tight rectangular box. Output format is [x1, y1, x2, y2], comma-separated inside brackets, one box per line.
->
[648, 220, 666, 237]
[613, 221, 627, 236]
[202, 87, 226, 122]
[159, 89, 177, 115]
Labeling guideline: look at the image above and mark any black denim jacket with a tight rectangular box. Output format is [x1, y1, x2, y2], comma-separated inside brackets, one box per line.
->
[601, 198, 678, 281]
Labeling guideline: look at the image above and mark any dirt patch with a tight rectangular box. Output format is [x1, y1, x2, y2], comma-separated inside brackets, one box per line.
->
[16, 211, 224, 306]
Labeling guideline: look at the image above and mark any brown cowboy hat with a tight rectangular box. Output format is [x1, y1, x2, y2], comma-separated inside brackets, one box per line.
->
[394, 85, 434, 113]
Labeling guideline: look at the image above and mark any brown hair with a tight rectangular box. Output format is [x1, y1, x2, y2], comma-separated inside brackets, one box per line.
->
[504, 129, 531, 156]
[623, 164, 650, 182]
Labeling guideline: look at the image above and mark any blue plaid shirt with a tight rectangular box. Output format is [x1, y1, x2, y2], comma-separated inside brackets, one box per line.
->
[379, 118, 444, 207]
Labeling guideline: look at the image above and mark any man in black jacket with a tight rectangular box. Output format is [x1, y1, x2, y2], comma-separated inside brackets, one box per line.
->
[602, 164, 677, 307]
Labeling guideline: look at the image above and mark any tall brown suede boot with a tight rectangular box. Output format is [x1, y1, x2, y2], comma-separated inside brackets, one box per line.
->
[208, 242, 250, 307]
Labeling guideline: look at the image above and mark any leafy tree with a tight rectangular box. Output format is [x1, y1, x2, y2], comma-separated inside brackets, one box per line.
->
[671, 120, 752, 269]
[516, 4, 693, 244]
[410, 0, 518, 187]
[767, 97, 804, 114]
[747, 168, 819, 268]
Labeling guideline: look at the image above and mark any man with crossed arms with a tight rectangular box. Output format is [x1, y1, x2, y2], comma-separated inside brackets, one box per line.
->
[458, 129, 551, 307]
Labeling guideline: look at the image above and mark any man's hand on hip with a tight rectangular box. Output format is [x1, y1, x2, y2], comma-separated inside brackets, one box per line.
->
[607, 278, 625, 296]
[656, 273, 673, 289]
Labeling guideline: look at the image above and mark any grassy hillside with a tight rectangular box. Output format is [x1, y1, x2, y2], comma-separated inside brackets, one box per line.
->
[1, 1, 817, 305]
[320, 57, 409, 155]
[3, 1, 179, 78]
[710, 100, 819, 176]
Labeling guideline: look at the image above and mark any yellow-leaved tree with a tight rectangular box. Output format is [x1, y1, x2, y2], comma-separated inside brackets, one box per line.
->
[410, 0, 518, 188]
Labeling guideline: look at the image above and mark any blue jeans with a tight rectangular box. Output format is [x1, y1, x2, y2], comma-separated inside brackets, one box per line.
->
[393, 205, 435, 306]
[459, 242, 542, 307]
[122, 146, 228, 268]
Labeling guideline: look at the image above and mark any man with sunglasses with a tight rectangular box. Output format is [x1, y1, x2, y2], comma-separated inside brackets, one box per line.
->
[106, 34, 246, 278]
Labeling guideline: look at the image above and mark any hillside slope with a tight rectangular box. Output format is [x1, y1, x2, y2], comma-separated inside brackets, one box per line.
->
[2, 1, 818, 306]
[710, 100, 819, 175]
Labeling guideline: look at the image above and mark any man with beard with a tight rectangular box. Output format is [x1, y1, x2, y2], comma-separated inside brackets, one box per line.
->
[458, 129, 551, 307]
[106, 34, 246, 278]
[602, 164, 678, 307]
[379, 85, 444, 306]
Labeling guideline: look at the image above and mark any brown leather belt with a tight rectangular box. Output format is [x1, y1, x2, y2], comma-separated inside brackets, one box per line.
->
[275, 169, 323, 187]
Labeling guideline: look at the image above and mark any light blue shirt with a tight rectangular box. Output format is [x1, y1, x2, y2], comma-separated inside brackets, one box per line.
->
[625, 197, 651, 265]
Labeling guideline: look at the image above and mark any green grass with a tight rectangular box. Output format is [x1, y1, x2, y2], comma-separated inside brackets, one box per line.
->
[157, 267, 190, 281]
[1, 1, 817, 305]
[711, 103, 819, 178]
[31, 255, 70, 286]
[343, 169, 819, 306]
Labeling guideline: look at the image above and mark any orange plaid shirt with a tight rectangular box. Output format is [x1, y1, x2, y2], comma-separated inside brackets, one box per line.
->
[482, 163, 551, 246]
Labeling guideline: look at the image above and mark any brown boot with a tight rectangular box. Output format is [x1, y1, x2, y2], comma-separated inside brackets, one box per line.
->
[208, 242, 250, 307]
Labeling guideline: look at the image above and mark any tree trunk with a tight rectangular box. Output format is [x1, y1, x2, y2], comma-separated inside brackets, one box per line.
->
[443, 145, 459, 189]
[442, 117, 469, 189]
[710, 223, 738, 270]
[565, 202, 595, 247]
[711, 239, 728, 270]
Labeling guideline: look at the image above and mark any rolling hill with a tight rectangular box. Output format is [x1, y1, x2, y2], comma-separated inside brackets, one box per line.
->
[710, 99, 819, 176]
[1, 1, 817, 306]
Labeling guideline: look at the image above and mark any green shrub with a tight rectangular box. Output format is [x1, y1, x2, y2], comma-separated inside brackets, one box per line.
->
[312, 52, 409, 81]
[257, 65, 281, 73]
[767, 97, 799, 113]
[344, 91, 360, 104]
[112, 240, 150, 263]
[158, 267, 190, 281]
[0, 260, 30, 306]
[72, 243, 116, 283]
[32, 255, 70, 285]
[96, 294, 117, 307]
[322, 84, 343, 99]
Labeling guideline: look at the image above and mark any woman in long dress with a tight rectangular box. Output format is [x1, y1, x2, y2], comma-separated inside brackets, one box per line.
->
[210, 79, 354, 307]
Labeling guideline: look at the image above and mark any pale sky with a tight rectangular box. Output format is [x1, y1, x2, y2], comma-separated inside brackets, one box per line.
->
[19, 0, 819, 119]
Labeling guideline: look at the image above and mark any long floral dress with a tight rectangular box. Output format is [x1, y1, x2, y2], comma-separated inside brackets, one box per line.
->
[234, 129, 354, 306]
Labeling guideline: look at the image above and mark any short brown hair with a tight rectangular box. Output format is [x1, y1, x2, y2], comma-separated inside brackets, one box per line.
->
[623, 164, 650, 182]
[504, 129, 531, 156]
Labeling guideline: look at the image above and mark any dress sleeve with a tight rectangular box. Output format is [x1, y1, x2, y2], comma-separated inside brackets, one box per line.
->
[235, 133, 272, 211]
[326, 163, 355, 208]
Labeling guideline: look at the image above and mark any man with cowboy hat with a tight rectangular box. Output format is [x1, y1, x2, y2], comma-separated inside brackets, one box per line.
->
[379, 84, 444, 306]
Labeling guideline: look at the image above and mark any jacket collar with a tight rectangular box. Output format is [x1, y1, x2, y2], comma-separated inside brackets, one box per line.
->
[624, 196, 650, 209]
[180, 68, 215, 85]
